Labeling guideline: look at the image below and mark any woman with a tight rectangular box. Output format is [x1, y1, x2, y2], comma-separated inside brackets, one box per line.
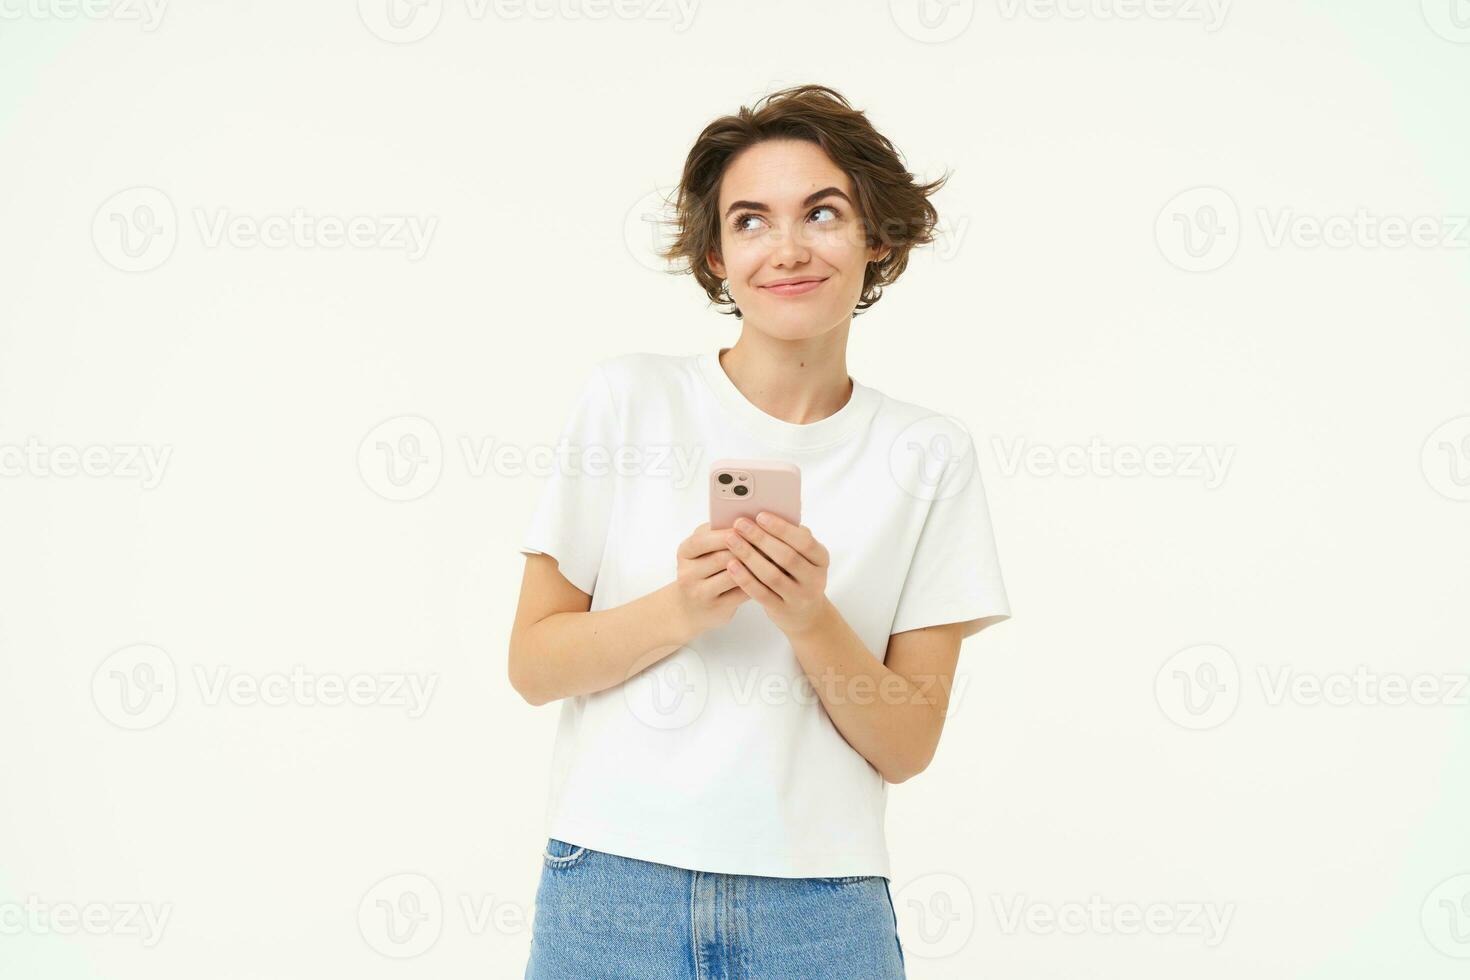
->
[510, 83, 1011, 979]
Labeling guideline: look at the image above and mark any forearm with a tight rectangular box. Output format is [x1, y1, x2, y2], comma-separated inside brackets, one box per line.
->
[511, 584, 689, 706]
[785, 599, 943, 783]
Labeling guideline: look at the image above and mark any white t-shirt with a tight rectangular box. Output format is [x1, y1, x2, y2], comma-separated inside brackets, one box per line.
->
[517, 348, 1010, 879]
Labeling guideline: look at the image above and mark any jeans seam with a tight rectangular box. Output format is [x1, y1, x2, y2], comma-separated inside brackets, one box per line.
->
[883, 877, 905, 971]
[691, 871, 704, 980]
[541, 839, 588, 868]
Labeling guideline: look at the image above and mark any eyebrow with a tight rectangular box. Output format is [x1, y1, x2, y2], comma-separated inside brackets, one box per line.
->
[723, 186, 852, 219]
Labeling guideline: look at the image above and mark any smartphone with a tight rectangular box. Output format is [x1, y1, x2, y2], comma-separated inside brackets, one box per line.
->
[709, 459, 801, 530]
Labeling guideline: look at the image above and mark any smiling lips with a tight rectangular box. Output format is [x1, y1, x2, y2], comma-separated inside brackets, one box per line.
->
[759, 277, 827, 297]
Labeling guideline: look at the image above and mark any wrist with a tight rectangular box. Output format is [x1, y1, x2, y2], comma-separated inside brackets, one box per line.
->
[653, 583, 696, 647]
[784, 596, 838, 642]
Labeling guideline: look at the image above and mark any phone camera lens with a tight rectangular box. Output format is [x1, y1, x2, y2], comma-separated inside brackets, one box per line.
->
[718, 473, 733, 485]
[733, 484, 748, 496]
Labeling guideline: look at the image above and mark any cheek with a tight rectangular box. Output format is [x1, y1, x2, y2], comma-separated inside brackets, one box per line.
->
[715, 239, 752, 275]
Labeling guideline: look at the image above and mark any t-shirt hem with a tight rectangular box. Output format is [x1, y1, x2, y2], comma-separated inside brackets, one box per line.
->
[517, 541, 597, 597]
[546, 816, 892, 880]
[890, 601, 1012, 638]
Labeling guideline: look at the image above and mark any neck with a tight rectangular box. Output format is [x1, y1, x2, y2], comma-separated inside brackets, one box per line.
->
[718, 326, 854, 426]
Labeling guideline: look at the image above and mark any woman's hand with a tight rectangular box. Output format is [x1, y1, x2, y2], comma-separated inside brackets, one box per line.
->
[722, 512, 832, 636]
[668, 522, 750, 641]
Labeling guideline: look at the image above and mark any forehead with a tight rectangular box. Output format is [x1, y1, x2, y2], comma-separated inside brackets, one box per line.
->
[718, 139, 851, 207]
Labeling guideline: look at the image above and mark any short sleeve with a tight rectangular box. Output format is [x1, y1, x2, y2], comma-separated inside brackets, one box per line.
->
[889, 435, 1011, 639]
[517, 364, 620, 597]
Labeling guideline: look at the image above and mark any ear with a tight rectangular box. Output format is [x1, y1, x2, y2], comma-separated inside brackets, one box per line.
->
[707, 252, 726, 278]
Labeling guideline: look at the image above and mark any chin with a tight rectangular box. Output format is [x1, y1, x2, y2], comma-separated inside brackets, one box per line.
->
[750, 317, 833, 342]
[744, 300, 840, 336]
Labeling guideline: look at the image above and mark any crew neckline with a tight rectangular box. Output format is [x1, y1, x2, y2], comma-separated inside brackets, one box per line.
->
[694, 347, 882, 452]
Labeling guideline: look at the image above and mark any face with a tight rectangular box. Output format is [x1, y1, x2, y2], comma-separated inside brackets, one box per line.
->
[708, 139, 889, 341]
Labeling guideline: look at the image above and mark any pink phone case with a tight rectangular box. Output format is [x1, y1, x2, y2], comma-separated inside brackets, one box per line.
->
[709, 459, 801, 530]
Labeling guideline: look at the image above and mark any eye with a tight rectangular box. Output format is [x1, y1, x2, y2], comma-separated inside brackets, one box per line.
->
[730, 204, 843, 234]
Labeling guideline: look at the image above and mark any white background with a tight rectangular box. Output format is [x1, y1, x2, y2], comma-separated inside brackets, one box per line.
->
[2, 1, 1468, 977]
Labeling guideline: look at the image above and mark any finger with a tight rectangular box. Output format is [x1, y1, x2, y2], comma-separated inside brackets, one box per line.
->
[678, 523, 717, 559]
[700, 569, 744, 599]
[723, 531, 792, 599]
[687, 549, 736, 578]
[722, 524, 795, 578]
[752, 512, 827, 567]
[726, 557, 781, 605]
[684, 524, 745, 560]
[729, 517, 812, 582]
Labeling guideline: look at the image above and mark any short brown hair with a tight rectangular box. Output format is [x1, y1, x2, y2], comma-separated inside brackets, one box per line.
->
[658, 83, 948, 318]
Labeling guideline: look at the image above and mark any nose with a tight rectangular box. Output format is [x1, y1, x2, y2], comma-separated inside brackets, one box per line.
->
[768, 223, 812, 267]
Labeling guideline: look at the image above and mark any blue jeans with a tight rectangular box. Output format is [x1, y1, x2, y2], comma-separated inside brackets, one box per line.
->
[525, 838, 907, 979]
